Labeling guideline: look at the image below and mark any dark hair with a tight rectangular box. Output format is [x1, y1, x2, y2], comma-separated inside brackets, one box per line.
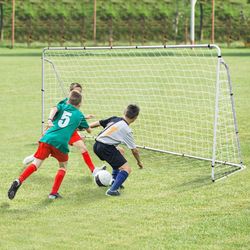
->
[69, 90, 82, 106]
[69, 82, 82, 91]
[125, 104, 140, 119]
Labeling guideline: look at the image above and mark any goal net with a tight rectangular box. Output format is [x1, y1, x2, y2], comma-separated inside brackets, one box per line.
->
[42, 44, 244, 181]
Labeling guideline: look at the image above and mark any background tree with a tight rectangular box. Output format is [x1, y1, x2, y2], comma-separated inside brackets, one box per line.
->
[16, 0, 37, 47]
[98, 0, 120, 45]
[134, 0, 151, 45]
[152, 1, 173, 44]
[1, 0, 250, 47]
[120, 1, 137, 45]
[54, 2, 71, 46]
[37, 1, 58, 46]
[70, 1, 89, 46]
[0, 1, 3, 41]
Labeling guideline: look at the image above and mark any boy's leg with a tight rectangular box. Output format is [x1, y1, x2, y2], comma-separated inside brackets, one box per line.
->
[110, 147, 125, 186]
[23, 154, 35, 165]
[110, 169, 123, 188]
[73, 139, 106, 175]
[8, 147, 45, 200]
[19, 159, 42, 183]
[8, 158, 43, 200]
[110, 169, 125, 189]
[82, 151, 95, 172]
[93, 142, 128, 196]
[117, 146, 125, 156]
[109, 163, 131, 192]
[72, 136, 95, 173]
[49, 163, 67, 199]
[112, 169, 120, 180]
[49, 148, 68, 199]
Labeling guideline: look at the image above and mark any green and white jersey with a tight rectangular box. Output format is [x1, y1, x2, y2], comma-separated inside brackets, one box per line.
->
[40, 100, 89, 153]
[96, 116, 136, 149]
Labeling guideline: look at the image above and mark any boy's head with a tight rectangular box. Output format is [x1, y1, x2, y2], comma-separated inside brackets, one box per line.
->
[124, 104, 140, 121]
[69, 82, 82, 93]
[69, 90, 82, 107]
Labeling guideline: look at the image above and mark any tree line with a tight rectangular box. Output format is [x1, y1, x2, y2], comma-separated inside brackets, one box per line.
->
[0, 0, 250, 47]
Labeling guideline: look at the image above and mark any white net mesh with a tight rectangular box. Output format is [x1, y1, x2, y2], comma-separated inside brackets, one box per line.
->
[42, 45, 243, 180]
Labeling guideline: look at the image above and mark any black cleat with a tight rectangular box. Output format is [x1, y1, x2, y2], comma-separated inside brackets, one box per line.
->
[105, 189, 120, 196]
[48, 193, 63, 200]
[8, 179, 21, 200]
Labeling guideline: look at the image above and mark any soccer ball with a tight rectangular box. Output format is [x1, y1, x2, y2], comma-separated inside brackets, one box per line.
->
[94, 170, 112, 187]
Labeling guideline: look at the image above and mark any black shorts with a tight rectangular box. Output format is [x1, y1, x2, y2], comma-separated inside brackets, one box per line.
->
[93, 141, 127, 169]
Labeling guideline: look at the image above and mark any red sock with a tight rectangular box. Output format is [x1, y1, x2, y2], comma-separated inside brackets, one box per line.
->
[82, 151, 95, 172]
[51, 168, 66, 194]
[19, 164, 37, 183]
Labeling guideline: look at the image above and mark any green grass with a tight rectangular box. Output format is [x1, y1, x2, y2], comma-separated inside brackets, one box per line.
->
[0, 47, 249, 250]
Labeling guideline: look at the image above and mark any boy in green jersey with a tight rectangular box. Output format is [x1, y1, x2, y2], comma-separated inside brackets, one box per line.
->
[8, 90, 90, 200]
[23, 83, 103, 176]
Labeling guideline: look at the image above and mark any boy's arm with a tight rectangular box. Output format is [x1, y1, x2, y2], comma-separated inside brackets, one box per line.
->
[85, 127, 92, 133]
[131, 148, 143, 169]
[48, 106, 58, 120]
[86, 114, 95, 119]
[78, 114, 92, 133]
[123, 131, 143, 168]
[90, 116, 116, 128]
[42, 106, 58, 135]
[77, 126, 92, 134]
[89, 121, 101, 128]
[47, 106, 58, 127]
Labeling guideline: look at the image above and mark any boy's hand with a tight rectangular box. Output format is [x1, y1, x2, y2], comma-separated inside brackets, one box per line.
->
[47, 120, 54, 128]
[86, 114, 95, 119]
[137, 161, 144, 169]
[86, 127, 92, 133]
[42, 121, 53, 136]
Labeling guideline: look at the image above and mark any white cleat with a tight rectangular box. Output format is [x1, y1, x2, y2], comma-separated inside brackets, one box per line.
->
[22, 154, 35, 165]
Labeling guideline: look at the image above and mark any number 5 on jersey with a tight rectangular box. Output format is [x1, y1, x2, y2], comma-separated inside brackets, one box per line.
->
[58, 111, 72, 128]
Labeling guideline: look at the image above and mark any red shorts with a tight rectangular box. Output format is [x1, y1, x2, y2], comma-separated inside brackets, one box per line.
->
[34, 142, 68, 162]
[68, 131, 82, 145]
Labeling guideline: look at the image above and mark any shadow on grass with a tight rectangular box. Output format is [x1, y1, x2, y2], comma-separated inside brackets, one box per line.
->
[65, 175, 109, 204]
[0, 201, 28, 214]
[0, 187, 107, 216]
[1, 175, 108, 211]
[0, 202, 10, 210]
[0, 52, 41, 57]
[174, 175, 213, 193]
[138, 150, 215, 192]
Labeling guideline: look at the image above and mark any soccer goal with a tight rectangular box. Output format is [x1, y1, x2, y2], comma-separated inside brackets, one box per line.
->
[42, 44, 244, 181]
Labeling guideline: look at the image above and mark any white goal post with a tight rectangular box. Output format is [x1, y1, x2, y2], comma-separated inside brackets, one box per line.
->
[42, 44, 244, 181]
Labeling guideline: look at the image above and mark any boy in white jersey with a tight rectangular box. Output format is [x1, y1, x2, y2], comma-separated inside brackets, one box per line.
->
[90, 104, 143, 196]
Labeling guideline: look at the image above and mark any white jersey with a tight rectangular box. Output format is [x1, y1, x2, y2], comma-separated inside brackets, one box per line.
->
[96, 116, 136, 149]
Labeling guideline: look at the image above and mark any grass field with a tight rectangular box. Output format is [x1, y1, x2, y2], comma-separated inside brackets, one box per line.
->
[0, 47, 249, 250]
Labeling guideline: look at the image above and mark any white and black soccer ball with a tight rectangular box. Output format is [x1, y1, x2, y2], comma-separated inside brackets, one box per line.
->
[94, 170, 112, 187]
